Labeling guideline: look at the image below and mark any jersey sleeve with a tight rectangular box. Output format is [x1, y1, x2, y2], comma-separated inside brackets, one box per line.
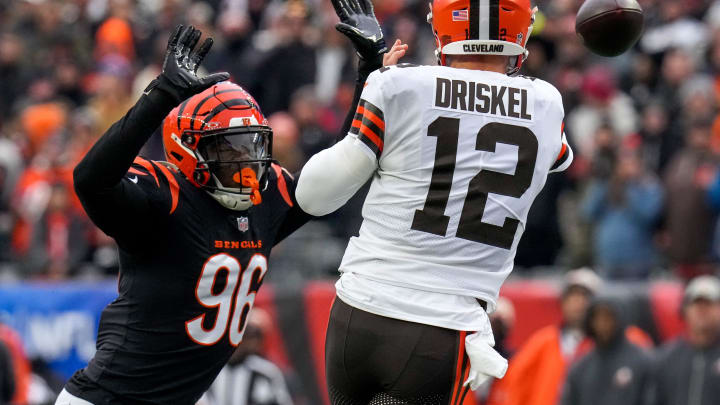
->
[73, 87, 178, 248]
[550, 123, 574, 173]
[296, 136, 376, 217]
[77, 158, 179, 249]
[543, 83, 573, 174]
[348, 69, 389, 162]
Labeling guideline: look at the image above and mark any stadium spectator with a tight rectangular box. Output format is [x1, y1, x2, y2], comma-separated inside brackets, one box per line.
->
[567, 67, 638, 161]
[636, 103, 678, 175]
[268, 112, 303, 174]
[250, 0, 318, 115]
[479, 297, 516, 405]
[561, 298, 653, 405]
[654, 275, 720, 405]
[485, 269, 602, 405]
[0, 0, 719, 282]
[8, 0, 720, 400]
[582, 148, 664, 279]
[203, 309, 293, 405]
[664, 119, 719, 281]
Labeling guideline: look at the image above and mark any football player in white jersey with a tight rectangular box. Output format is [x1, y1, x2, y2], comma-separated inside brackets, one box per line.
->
[297, 0, 573, 404]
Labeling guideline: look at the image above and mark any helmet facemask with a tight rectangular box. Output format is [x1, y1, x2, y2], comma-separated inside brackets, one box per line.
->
[188, 126, 273, 211]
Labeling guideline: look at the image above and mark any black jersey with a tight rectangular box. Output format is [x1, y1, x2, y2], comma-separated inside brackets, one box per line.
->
[64, 89, 311, 404]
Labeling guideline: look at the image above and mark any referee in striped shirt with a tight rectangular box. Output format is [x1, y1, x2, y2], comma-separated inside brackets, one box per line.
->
[202, 310, 292, 405]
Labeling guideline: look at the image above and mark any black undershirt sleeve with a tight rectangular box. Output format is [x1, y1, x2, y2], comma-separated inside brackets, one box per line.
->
[278, 59, 381, 234]
[73, 89, 177, 241]
[337, 60, 381, 143]
[276, 71, 375, 239]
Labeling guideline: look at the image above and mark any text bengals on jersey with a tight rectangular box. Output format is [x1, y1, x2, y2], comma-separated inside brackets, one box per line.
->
[214, 240, 263, 249]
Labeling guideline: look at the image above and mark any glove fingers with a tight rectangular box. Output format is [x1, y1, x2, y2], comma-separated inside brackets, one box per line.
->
[347, 0, 361, 13]
[341, 0, 357, 15]
[186, 29, 202, 54]
[176, 25, 194, 53]
[167, 25, 183, 49]
[192, 38, 214, 72]
[362, 0, 376, 15]
[358, 0, 371, 14]
[181, 27, 200, 69]
[330, 0, 349, 21]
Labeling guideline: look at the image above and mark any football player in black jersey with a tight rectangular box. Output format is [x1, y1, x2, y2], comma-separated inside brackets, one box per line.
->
[56, 19, 388, 405]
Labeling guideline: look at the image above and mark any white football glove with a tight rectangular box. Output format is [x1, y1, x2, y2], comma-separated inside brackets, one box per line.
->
[462, 330, 508, 391]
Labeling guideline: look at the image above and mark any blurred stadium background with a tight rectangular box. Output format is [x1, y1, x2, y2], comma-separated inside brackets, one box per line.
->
[0, 0, 719, 404]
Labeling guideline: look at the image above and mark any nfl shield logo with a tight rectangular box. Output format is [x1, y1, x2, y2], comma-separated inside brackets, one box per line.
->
[237, 217, 249, 232]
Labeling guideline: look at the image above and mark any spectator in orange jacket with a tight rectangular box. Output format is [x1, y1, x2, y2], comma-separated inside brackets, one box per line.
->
[486, 269, 602, 405]
[487, 270, 653, 405]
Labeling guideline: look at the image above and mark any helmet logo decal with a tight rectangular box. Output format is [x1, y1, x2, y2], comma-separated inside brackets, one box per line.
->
[452, 9, 469, 21]
[229, 116, 259, 127]
[516, 32, 524, 45]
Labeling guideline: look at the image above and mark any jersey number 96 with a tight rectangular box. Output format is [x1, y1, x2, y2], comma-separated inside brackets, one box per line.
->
[186, 253, 268, 346]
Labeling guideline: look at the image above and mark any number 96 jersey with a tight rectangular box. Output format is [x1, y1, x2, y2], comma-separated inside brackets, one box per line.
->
[65, 160, 306, 405]
[338, 64, 572, 325]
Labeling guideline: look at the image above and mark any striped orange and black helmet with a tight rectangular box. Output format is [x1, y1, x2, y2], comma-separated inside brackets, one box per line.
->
[162, 81, 272, 210]
[428, 0, 535, 74]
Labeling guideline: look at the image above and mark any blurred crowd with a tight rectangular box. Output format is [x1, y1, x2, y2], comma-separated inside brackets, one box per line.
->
[3, 0, 720, 282]
[481, 270, 720, 405]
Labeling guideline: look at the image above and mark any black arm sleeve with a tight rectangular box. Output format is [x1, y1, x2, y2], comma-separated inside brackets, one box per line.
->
[73, 89, 176, 193]
[73, 89, 177, 241]
[286, 58, 381, 228]
[337, 58, 382, 143]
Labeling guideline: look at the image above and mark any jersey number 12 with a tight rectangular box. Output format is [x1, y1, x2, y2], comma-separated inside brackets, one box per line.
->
[411, 117, 538, 249]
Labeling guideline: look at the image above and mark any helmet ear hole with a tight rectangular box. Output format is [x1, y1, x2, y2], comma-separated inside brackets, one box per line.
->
[182, 134, 196, 146]
[194, 171, 210, 186]
[170, 151, 184, 161]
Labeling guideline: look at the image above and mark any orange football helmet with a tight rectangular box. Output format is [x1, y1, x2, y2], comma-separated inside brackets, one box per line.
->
[162, 81, 272, 211]
[428, 0, 536, 74]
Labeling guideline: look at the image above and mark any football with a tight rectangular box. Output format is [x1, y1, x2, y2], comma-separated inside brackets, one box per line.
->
[575, 0, 644, 57]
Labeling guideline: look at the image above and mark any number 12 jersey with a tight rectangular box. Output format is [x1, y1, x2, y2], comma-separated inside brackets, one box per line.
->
[336, 64, 572, 330]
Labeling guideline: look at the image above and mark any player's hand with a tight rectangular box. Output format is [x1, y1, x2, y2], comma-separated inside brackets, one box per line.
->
[152, 25, 230, 104]
[332, 0, 387, 66]
[383, 39, 408, 67]
[463, 332, 508, 391]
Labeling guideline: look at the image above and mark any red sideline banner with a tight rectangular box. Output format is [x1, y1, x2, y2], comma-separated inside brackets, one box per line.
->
[0, 280, 686, 404]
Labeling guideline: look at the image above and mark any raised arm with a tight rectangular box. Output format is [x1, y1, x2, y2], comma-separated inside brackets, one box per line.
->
[73, 26, 228, 238]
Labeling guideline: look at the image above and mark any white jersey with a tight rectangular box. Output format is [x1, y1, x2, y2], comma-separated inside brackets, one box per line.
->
[334, 64, 572, 330]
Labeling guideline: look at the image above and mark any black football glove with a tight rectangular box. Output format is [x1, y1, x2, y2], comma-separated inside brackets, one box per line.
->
[331, 0, 387, 75]
[147, 25, 230, 104]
